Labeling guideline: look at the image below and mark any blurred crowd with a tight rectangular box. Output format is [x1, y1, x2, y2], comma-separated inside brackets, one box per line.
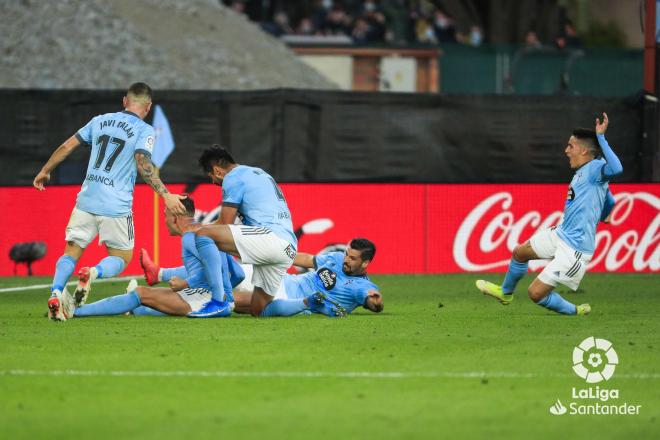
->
[224, 0, 487, 46]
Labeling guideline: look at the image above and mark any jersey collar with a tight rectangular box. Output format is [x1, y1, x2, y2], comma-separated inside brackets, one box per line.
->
[122, 110, 140, 118]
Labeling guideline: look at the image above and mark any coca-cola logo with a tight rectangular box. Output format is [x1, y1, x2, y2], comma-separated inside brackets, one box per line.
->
[453, 191, 659, 272]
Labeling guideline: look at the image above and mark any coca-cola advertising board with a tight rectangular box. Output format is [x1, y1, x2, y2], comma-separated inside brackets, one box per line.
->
[0, 184, 657, 276]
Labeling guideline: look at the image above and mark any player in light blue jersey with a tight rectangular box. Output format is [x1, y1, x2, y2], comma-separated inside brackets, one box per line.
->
[233, 238, 383, 317]
[476, 113, 623, 315]
[191, 146, 298, 317]
[58, 198, 232, 319]
[33, 83, 186, 321]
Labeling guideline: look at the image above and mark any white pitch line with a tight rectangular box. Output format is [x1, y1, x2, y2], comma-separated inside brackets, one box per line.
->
[1, 370, 659, 380]
[0, 276, 138, 293]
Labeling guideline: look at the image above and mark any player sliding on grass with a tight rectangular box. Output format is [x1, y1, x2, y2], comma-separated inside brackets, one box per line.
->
[56, 197, 235, 319]
[476, 113, 622, 315]
[140, 238, 384, 317]
[33, 83, 186, 321]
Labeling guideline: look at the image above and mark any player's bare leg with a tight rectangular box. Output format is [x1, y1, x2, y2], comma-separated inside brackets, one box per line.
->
[528, 277, 589, 316]
[232, 292, 253, 314]
[136, 286, 192, 316]
[250, 287, 273, 317]
[195, 224, 240, 256]
[476, 240, 540, 305]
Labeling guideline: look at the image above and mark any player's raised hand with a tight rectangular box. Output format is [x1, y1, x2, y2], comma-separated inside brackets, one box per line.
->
[33, 170, 51, 191]
[163, 193, 187, 215]
[596, 112, 609, 135]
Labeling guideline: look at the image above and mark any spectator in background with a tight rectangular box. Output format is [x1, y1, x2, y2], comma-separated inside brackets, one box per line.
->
[353, 0, 386, 43]
[524, 30, 543, 49]
[230, 0, 246, 15]
[432, 8, 456, 43]
[322, 3, 353, 36]
[556, 21, 583, 49]
[296, 17, 317, 35]
[261, 11, 294, 37]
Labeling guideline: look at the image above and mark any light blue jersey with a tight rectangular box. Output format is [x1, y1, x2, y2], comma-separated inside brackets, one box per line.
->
[75, 110, 155, 217]
[181, 232, 211, 291]
[556, 158, 610, 254]
[283, 252, 378, 314]
[222, 165, 297, 247]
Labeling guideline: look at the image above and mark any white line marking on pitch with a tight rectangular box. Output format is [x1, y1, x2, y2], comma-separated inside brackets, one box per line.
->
[0, 276, 138, 293]
[0, 370, 658, 380]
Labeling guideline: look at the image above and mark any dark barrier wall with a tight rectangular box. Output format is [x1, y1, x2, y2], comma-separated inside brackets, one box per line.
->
[0, 89, 654, 185]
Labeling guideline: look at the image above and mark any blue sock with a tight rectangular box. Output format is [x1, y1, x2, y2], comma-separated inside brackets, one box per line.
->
[94, 256, 125, 279]
[74, 291, 141, 317]
[261, 299, 308, 317]
[536, 291, 577, 315]
[52, 255, 76, 293]
[226, 254, 245, 288]
[132, 305, 168, 317]
[195, 235, 226, 302]
[162, 266, 188, 282]
[502, 259, 528, 294]
[221, 252, 234, 303]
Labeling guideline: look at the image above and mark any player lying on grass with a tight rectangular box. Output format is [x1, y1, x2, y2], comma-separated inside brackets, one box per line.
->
[34, 83, 186, 321]
[54, 197, 235, 320]
[140, 238, 384, 317]
[476, 113, 622, 315]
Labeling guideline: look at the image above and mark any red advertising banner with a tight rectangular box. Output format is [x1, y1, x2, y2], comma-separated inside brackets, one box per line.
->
[0, 183, 657, 277]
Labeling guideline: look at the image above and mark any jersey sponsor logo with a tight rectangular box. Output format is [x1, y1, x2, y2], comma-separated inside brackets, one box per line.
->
[317, 268, 337, 290]
[567, 186, 575, 201]
[85, 173, 115, 187]
[144, 135, 155, 153]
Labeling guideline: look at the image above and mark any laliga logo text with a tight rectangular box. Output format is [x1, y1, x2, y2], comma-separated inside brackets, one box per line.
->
[548, 337, 641, 416]
[454, 191, 660, 272]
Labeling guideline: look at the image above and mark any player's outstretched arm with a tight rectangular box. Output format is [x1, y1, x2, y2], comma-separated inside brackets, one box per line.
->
[33, 135, 81, 190]
[293, 252, 315, 269]
[135, 152, 186, 214]
[364, 290, 383, 313]
[595, 113, 623, 178]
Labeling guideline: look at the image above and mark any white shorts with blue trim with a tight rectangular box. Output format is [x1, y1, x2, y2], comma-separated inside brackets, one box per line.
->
[228, 225, 296, 296]
[65, 207, 134, 250]
[530, 228, 592, 291]
[177, 287, 212, 312]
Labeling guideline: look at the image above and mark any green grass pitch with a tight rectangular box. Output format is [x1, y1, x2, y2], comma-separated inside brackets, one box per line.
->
[0, 273, 658, 439]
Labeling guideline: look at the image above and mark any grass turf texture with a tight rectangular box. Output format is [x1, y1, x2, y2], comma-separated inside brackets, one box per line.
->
[0, 273, 658, 439]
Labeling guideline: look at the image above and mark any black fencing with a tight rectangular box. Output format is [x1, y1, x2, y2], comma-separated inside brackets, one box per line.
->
[0, 89, 656, 185]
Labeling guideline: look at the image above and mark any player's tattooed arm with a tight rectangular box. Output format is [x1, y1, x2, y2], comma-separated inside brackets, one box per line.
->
[33, 135, 81, 190]
[135, 153, 187, 214]
[136, 152, 168, 195]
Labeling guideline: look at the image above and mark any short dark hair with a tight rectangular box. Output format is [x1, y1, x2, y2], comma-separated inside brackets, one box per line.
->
[127, 82, 153, 101]
[181, 196, 195, 216]
[349, 238, 376, 261]
[198, 145, 236, 172]
[572, 128, 600, 157]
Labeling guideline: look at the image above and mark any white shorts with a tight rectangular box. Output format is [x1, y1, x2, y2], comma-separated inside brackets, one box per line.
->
[177, 287, 212, 313]
[530, 228, 592, 291]
[65, 207, 134, 250]
[228, 225, 296, 296]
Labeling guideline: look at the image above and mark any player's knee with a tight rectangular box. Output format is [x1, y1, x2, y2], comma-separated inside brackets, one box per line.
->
[512, 245, 527, 262]
[527, 285, 546, 303]
[134, 286, 149, 300]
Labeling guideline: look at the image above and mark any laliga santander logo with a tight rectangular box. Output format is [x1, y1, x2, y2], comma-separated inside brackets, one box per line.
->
[572, 337, 618, 383]
[453, 191, 660, 272]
